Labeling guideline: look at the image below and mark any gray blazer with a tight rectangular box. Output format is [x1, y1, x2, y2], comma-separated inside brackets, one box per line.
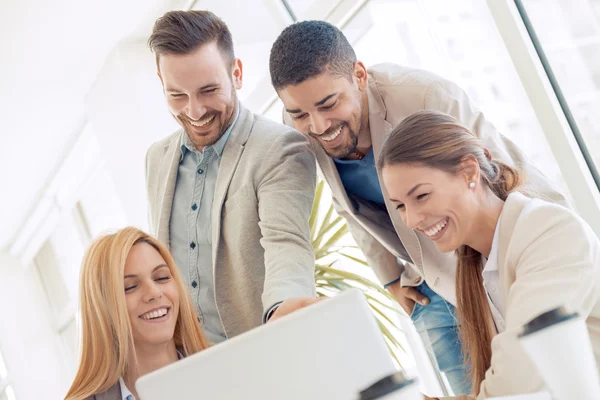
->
[146, 105, 317, 338]
[86, 349, 185, 399]
[86, 383, 121, 400]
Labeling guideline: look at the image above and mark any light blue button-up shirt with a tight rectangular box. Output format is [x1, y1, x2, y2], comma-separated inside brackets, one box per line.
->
[169, 108, 239, 344]
[119, 377, 134, 400]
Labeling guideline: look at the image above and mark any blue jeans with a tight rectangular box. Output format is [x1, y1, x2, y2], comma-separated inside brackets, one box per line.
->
[410, 281, 471, 395]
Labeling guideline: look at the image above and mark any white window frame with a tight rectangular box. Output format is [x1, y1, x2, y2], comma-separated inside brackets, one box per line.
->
[487, 0, 600, 236]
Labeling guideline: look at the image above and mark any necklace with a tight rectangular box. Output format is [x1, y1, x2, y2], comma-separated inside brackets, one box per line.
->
[352, 149, 366, 160]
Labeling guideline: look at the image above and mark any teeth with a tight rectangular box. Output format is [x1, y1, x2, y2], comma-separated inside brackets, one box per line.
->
[141, 307, 168, 320]
[424, 219, 448, 238]
[321, 125, 343, 142]
[190, 114, 215, 127]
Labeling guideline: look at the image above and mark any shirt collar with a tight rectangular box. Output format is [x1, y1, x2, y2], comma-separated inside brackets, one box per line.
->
[119, 377, 134, 400]
[180, 103, 240, 161]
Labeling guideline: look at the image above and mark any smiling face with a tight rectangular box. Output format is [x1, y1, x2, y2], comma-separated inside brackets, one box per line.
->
[158, 41, 242, 151]
[277, 65, 368, 159]
[381, 163, 478, 253]
[123, 242, 180, 347]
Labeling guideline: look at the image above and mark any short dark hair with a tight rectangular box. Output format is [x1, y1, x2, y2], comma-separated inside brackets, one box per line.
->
[269, 20, 357, 90]
[148, 10, 235, 67]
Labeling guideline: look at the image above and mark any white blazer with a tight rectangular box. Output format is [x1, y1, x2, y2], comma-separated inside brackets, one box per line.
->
[442, 192, 600, 399]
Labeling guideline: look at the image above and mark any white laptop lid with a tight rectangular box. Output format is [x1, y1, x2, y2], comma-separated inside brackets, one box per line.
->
[136, 289, 397, 400]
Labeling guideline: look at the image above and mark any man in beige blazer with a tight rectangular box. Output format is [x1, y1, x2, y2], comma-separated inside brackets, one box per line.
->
[269, 20, 567, 395]
[145, 11, 318, 344]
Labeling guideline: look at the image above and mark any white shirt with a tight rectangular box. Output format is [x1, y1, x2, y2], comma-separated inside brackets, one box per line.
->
[481, 222, 506, 333]
[119, 377, 135, 400]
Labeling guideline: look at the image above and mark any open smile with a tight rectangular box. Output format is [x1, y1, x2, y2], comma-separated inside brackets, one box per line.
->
[139, 306, 172, 323]
[318, 125, 345, 146]
[189, 114, 215, 128]
[420, 217, 449, 241]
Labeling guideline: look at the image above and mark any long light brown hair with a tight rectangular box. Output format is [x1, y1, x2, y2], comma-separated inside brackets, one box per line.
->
[65, 227, 209, 400]
[378, 111, 522, 394]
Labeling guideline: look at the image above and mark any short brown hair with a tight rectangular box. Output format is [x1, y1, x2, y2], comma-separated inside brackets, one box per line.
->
[269, 20, 356, 90]
[148, 10, 235, 67]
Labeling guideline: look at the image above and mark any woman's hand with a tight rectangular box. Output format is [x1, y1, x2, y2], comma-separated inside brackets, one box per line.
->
[423, 395, 439, 400]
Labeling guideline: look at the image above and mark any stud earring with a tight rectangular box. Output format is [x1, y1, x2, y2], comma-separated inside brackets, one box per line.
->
[469, 182, 476, 189]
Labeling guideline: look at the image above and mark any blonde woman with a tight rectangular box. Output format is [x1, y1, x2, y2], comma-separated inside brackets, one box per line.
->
[65, 227, 209, 400]
[378, 111, 600, 399]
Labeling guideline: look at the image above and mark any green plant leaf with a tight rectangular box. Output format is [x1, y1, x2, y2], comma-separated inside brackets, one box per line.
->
[314, 225, 349, 259]
[311, 178, 405, 368]
[309, 180, 325, 240]
[337, 251, 369, 267]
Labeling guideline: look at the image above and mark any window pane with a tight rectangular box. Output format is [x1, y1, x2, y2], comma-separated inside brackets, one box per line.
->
[343, 0, 570, 196]
[5, 386, 15, 400]
[263, 98, 285, 123]
[0, 351, 7, 380]
[520, 0, 600, 174]
[60, 315, 80, 376]
[77, 165, 128, 239]
[35, 240, 71, 315]
[286, 0, 343, 21]
[46, 212, 87, 305]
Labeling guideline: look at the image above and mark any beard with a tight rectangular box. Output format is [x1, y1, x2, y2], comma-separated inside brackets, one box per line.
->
[177, 87, 238, 151]
[310, 118, 362, 159]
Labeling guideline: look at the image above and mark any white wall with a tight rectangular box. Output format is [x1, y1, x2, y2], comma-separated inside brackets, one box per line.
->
[0, 252, 71, 399]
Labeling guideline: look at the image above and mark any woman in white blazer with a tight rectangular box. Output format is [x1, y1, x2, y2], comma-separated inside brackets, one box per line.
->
[65, 227, 209, 400]
[378, 110, 600, 399]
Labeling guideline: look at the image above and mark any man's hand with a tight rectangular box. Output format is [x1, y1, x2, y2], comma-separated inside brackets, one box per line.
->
[423, 395, 439, 400]
[268, 297, 327, 322]
[387, 280, 430, 315]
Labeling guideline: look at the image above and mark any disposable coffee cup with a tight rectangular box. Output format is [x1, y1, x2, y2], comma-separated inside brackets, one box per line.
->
[358, 371, 420, 400]
[518, 306, 600, 400]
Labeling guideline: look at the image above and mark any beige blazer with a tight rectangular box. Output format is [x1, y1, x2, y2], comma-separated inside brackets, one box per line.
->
[146, 105, 317, 338]
[442, 192, 600, 399]
[286, 63, 568, 306]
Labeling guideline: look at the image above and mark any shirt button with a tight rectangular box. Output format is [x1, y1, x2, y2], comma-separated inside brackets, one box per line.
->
[191, 203, 198, 211]
[192, 281, 198, 288]
[197, 168, 204, 175]
[190, 242, 196, 249]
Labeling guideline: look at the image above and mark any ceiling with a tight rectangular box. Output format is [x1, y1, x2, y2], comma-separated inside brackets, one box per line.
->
[0, 0, 298, 251]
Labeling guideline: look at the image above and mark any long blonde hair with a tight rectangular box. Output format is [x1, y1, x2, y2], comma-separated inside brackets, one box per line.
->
[378, 111, 522, 394]
[65, 227, 209, 400]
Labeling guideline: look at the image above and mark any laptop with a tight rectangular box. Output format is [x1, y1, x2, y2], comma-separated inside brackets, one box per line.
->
[136, 289, 398, 400]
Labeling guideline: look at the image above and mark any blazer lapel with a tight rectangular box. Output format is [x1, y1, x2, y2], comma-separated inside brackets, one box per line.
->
[156, 133, 182, 246]
[211, 106, 253, 267]
[497, 192, 531, 302]
[367, 82, 425, 271]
